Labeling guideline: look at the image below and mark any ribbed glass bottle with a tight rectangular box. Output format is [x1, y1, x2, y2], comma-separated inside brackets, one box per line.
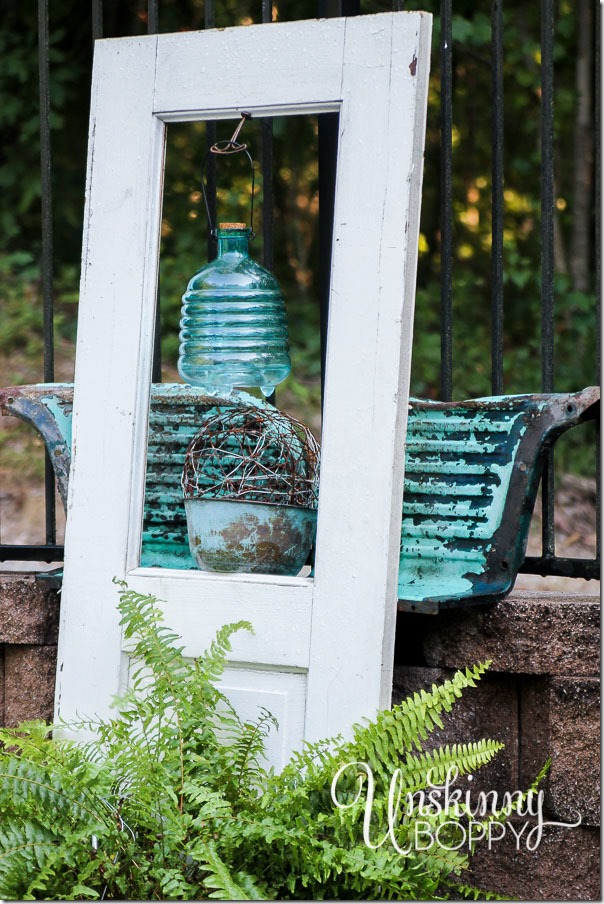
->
[177, 223, 291, 397]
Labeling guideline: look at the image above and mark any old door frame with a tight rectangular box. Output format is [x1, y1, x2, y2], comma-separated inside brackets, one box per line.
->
[55, 12, 432, 756]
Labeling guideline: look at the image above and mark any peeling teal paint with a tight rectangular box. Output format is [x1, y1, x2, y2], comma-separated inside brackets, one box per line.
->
[0, 383, 598, 612]
[398, 404, 531, 607]
[42, 394, 73, 447]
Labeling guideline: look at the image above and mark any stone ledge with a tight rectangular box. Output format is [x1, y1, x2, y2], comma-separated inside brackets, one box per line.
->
[393, 664, 600, 900]
[416, 590, 600, 677]
[468, 823, 600, 901]
[513, 678, 600, 828]
[4, 644, 57, 726]
[392, 665, 519, 796]
[394, 666, 601, 831]
[547, 677, 600, 827]
[0, 573, 60, 645]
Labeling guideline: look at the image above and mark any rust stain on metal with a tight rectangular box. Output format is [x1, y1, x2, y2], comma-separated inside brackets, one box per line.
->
[2, 382, 599, 590]
[398, 387, 600, 613]
[186, 497, 316, 575]
[219, 511, 305, 569]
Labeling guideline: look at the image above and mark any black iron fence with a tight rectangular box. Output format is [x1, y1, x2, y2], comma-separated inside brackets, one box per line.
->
[0, 0, 599, 583]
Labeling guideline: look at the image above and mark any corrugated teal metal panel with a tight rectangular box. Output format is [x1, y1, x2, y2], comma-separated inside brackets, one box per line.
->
[398, 390, 599, 612]
[0, 384, 598, 608]
[398, 401, 529, 609]
[142, 389, 273, 567]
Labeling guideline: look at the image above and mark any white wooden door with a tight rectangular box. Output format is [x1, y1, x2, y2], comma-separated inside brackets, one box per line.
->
[55, 12, 431, 769]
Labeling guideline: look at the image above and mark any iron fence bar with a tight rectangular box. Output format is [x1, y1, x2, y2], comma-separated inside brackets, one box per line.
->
[205, 1, 217, 263]
[439, 0, 453, 401]
[540, 0, 555, 559]
[38, 0, 56, 547]
[490, 0, 504, 395]
[317, 111, 338, 407]
[316, 0, 360, 405]
[148, 0, 159, 35]
[540, 0, 555, 392]
[522, 556, 599, 581]
[317, 1, 333, 408]
[261, 120, 274, 271]
[317, 0, 361, 405]
[595, 2, 601, 567]
[262, 1, 275, 406]
[148, 0, 162, 381]
[317, 0, 359, 14]
[261, 1, 274, 274]
[91, 0, 103, 41]
[0, 545, 64, 564]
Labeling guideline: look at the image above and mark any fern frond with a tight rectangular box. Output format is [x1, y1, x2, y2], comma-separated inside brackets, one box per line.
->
[0, 583, 507, 901]
[191, 840, 265, 900]
[401, 739, 505, 795]
[444, 879, 511, 900]
[284, 735, 341, 772]
[0, 836, 58, 900]
[192, 620, 254, 689]
[158, 867, 200, 899]
[342, 662, 493, 786]
[0, 759, 109, 829]
[0, 815, 118, 902]
[115, 581, 190, 691]
[528, 757, 551, 793]
[223, 707, 277, 794]
[184, 782, 233, 826]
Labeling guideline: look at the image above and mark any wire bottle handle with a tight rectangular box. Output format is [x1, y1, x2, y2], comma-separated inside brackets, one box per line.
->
[200, 112, 256, 237]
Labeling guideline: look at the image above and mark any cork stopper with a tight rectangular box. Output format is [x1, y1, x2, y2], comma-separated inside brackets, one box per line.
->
[219, 222, 247, 229]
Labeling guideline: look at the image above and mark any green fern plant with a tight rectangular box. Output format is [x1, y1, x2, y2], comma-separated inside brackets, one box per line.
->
[0, 583, 508, 900]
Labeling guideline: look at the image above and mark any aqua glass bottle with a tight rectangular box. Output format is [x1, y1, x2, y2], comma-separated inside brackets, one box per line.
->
[178, 223, 291, 397]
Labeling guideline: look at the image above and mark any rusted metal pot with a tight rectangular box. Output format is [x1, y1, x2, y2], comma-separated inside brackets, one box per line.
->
[185, 497, 316, 575]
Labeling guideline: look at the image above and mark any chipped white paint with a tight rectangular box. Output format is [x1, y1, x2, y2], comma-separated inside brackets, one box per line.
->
[55, 12, 432, 767]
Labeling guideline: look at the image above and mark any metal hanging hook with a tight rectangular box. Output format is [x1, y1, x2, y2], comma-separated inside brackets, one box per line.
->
[211, 111, 252, 155]
[201, 112, 256, 237]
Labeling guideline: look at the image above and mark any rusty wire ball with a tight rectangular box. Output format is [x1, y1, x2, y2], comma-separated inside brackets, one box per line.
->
[181, 405, 320, 509]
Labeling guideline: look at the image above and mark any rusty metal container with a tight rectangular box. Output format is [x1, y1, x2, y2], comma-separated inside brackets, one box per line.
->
[184, 497, 316, 575]
[181, 403, 320, 575]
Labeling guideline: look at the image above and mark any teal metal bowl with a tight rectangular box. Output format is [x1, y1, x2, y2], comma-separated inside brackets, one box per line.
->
[185, 497, 317, 575]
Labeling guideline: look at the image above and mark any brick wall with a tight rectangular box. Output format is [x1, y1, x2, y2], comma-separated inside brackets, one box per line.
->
[0, 574, 600, 899]
[0, 573, 59, 726]
[393, 591, 600, 901]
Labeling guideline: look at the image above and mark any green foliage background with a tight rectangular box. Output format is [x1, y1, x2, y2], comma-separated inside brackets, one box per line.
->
[0, 0, 598, 461]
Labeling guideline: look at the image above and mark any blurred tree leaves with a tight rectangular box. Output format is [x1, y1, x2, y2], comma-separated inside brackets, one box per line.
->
[0, 0, 597, 430]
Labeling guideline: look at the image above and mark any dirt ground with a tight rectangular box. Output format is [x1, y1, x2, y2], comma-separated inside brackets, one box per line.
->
[514, 475, 599, 594]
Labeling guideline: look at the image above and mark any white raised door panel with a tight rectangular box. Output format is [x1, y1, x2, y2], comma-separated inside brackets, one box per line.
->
[55, 13, 432, 768]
